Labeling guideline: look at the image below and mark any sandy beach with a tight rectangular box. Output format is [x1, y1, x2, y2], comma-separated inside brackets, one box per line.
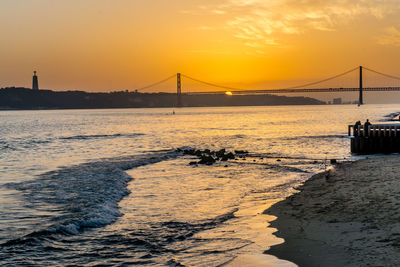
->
[265, 156, 400, 267]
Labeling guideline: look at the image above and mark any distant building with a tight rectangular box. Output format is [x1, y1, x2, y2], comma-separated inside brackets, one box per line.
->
[333, 98, 342, 104]
[32, 71, 39, 90]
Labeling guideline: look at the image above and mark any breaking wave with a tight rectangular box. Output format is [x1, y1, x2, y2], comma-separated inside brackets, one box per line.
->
[3, 150, 178, 246]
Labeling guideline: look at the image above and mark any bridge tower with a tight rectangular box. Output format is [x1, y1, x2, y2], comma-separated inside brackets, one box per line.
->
[177, 73, 182, 107]
[32, 71, 39, 90]
[359, 66, 363, 105]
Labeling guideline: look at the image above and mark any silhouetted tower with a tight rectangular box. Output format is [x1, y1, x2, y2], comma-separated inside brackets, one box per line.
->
[359, 66, 363, 105]
[32, 71, 39, 90]
[177, 73, 182, 107]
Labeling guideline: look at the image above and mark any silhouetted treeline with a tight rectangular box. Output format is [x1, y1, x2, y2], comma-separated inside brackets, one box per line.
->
[0, 87, 325, 109]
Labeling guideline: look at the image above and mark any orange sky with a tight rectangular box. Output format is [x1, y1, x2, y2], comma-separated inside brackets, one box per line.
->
[1, 0, 400, 93]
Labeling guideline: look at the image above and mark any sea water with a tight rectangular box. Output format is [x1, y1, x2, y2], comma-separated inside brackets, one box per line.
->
[1, 105, 399, 266]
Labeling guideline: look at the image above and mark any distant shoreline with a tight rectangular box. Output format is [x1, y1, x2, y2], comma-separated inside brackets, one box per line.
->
[0, 87, 325, 110]
[265, 156, 400, 266]
[0, 104, 331, 111]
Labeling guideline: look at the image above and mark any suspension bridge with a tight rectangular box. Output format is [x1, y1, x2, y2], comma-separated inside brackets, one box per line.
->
[133, 66, 400, 107]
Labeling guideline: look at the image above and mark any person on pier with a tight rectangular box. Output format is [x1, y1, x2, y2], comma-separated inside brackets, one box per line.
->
[354, 121, 361, 136]
[364, 119, 371, 136]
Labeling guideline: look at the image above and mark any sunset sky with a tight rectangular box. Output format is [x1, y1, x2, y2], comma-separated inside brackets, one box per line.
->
[1, 0, 400, 93]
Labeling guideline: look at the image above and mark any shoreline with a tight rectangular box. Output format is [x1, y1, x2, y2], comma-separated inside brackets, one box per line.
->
[0, 103, 329, 111]
[264, 156, 400, 266]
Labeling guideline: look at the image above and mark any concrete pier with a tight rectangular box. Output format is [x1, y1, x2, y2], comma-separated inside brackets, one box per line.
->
[348, 124, 400, 154]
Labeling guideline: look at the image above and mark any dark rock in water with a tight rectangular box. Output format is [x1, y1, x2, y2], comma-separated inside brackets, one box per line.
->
[198, 155, 216, 165]
[219, 152, 235, 161]
[330, 159, 337, 164]
[216, 149, 226, 158]
[277, 159, 281, 162]
[234, 150, 249, 154]
[176, 148, 182, 152]
[226, 152, 235, 159]
[182, 147, 241, 166]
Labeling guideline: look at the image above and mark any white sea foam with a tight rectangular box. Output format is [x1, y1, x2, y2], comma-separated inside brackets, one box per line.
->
[5, 150, 178, 238]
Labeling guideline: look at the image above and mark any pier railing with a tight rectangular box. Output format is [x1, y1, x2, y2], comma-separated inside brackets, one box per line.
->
[348, 124, 400, 137]
[348, 123, 400, 154]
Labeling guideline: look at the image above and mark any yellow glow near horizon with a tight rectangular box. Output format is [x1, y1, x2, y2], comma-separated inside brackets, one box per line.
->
[225, 91, 233, 96]
[0, 0, 400, 92]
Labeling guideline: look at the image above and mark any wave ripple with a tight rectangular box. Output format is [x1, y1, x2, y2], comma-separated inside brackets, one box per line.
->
[60, 133, 144, 140]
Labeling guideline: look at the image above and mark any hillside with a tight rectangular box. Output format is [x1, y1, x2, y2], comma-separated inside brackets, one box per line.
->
[0, 87, 325, 109]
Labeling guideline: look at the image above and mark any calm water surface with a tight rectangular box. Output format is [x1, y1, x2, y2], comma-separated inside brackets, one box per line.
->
[1, 105, 399, 266]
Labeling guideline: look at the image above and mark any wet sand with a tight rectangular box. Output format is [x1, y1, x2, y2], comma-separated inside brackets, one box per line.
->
[265, 156, 400, 267]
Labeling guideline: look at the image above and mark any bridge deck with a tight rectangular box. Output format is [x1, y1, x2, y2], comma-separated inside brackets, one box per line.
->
[186, 87, 400, 95]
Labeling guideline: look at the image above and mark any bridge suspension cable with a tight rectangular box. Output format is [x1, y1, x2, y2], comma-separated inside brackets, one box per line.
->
[181, 74, 246, 91]
[133, 74, 176, 91]
[363, 67, 400, 81]
[284, 67, 359, 89]
[182, 67, 359, 92]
